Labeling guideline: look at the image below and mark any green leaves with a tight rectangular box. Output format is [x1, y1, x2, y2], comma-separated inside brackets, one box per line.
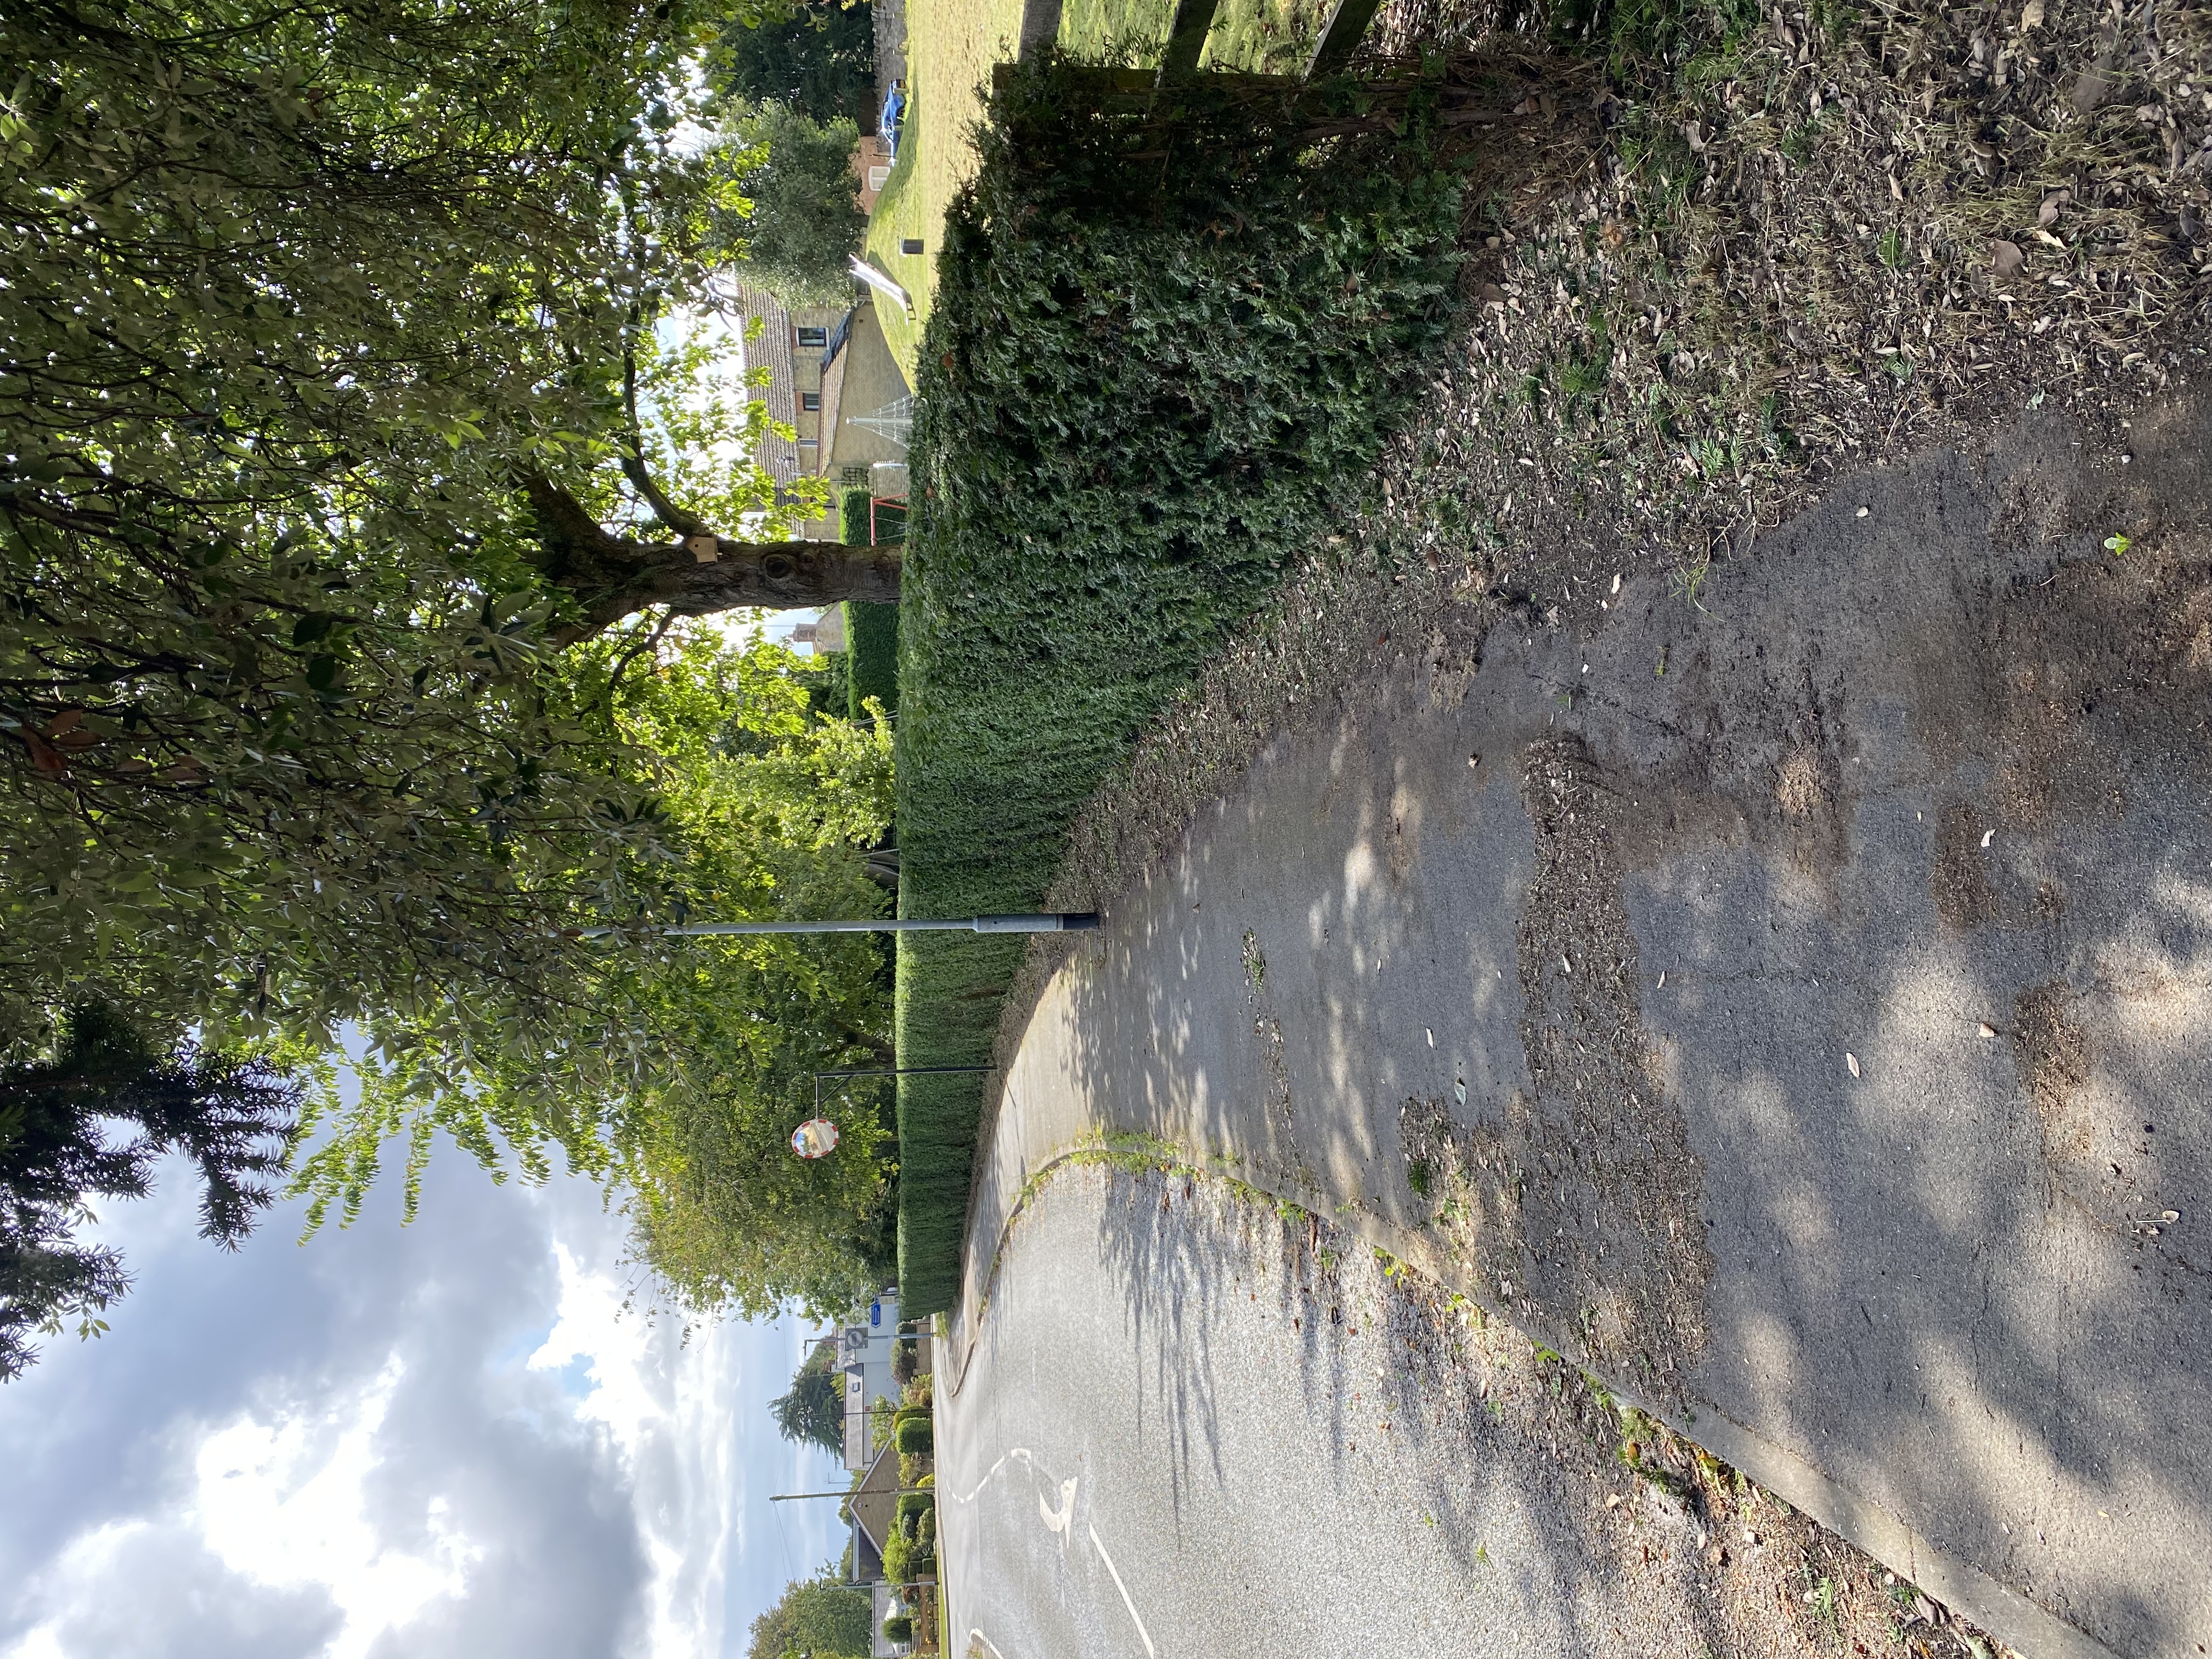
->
[269, 627, 900, 1318]
[0, 0, 897, 1314]
[714, 100, 869, 306]
[289, 613, 345, 648]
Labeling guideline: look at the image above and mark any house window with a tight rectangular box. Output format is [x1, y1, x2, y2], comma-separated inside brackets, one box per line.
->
[796, 326, 828, 348]
[802, 392, 821, 411]
[868, 166, 890, 191]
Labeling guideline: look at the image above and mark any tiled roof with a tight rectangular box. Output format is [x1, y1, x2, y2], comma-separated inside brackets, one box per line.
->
[849, 1439, 901, 1558]
[740, 284, 800, 484]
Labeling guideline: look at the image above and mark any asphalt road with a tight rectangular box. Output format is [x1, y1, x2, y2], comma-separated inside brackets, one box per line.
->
[947, 394, 2212, 1659]
[939, 1163, 1942, 1659]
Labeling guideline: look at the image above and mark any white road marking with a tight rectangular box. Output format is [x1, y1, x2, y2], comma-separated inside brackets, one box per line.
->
[945, 1446, 1039, 1505]
[1088, 1523, 1158, 1659]
[1039, 1475, 1079, 1547]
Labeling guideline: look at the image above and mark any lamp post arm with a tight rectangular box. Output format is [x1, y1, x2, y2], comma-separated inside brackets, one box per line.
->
[575, 914, 1099, 939]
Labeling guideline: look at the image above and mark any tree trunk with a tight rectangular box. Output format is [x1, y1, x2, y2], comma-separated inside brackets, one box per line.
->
[521, 473, 901, 644]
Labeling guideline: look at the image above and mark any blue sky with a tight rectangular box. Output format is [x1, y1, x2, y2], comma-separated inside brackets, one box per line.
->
[0, 1143, 849, 1659]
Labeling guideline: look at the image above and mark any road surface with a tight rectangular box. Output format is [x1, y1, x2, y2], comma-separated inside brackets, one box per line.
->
[939, 1161, 1972, 1659]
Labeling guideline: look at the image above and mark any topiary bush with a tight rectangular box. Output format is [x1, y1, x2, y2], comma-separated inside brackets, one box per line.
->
[896, 1489, 934, 1526]
[895, 1414, 933, 1455]
[883, 1612, 913, 1644]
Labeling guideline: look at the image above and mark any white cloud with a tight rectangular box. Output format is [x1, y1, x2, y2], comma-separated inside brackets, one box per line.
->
[191, 1362, 479, 1659]
[0, 1154, 839, 1659]
[531, 1245, 669, 1458]
[526, 1240, 747, 1659]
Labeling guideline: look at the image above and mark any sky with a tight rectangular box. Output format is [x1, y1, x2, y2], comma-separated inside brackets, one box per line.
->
[0, 1143, 850, 1659]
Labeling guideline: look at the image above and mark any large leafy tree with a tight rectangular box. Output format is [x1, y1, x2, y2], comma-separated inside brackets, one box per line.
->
[714, 1, 877, 128]
[289, 630, 901, 1321]
[747, 1569, 872, 1659]
[719, 102, 870, 307]
[1, 0, 900, 1321]
[1, 1004, 298, 1379]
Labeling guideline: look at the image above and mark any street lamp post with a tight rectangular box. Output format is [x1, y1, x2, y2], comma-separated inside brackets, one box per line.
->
[578, 913, 1100, 939]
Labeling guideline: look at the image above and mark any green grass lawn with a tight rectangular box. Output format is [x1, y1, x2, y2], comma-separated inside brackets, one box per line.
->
[861, 0, 1026, 381]
[859, 110, 927, 380]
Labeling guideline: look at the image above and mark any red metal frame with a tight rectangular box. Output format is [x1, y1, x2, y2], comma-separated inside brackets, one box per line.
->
[870, 495, 908, 545]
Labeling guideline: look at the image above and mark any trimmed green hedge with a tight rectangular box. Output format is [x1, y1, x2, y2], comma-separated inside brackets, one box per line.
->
[839, 487, 871, 547]
[847, 600, 899, 719]
[840, 490, 901, 721]
[895, 1414, 933, 1454]
[893, 57, 1462, 1314]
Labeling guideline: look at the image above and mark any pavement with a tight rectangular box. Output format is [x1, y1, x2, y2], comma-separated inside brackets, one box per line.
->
[940, 391, 2212, 1659]
[940, 1160, 1957, 1659]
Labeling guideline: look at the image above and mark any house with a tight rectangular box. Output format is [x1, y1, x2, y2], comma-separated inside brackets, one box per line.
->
[872, 1578, 913, 1658]
[739, 285, 847, 515]
[847, 1439, 914, 1656]
[740, 282, 913, 541]
[836, 1289, 904, 1469]
[786, 610, 847, 653]
[848, 1438, 901, 1582]
[853, 134, 893, 216]
[812, 297, 913, 493]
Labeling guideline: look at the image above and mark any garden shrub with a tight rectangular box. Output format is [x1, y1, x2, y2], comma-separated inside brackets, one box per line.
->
[840, 487, 907, 546]
[837, 493, 901, 722]
[895, 1414, 933, 1455]
[894, 55, 1464, 1313]
[884, 1612, 914, 1643]
[896, 1489, 934, 1526]
[847, 600, 899, 719]
[840, 488, 872, 547]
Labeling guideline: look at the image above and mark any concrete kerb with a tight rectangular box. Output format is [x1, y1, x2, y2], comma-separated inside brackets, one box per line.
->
[941, 1115, 2124, 1659]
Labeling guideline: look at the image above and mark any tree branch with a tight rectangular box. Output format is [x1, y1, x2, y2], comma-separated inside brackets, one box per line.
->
[620, 340, 710, 540]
